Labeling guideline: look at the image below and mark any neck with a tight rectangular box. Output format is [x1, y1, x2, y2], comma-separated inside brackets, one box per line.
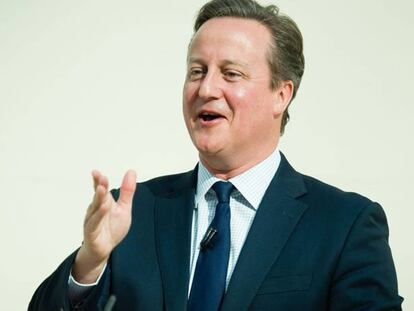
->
[199, 144, 278, 180]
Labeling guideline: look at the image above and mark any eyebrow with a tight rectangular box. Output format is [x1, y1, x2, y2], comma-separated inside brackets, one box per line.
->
[187, 57, 250, 69]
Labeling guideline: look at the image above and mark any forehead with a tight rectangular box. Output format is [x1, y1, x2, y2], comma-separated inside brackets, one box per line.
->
[188, 17, 272, 64]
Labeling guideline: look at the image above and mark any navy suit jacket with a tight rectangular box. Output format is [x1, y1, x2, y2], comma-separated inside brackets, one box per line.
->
[29, 154, 403, 310]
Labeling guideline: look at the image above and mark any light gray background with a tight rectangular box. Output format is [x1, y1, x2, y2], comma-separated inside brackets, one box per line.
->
[1, 0, 412, 309]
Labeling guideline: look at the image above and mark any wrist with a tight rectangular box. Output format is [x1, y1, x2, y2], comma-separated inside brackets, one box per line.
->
[72, 245, 108, 284]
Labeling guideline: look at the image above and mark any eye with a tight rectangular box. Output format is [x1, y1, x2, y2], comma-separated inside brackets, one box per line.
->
[187, 67, 205, 81]
[224, 70, 243, 81]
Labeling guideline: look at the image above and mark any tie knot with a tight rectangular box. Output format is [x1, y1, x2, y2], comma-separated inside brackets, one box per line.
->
[212, 181, 234, 204]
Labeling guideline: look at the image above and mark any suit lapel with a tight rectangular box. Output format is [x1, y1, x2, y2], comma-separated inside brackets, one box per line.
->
[221, 154, 309, 311]
[154, 170, 196, 311]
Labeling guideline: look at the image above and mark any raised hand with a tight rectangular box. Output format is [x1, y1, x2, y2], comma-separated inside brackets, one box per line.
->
[72, 169, 137, 284]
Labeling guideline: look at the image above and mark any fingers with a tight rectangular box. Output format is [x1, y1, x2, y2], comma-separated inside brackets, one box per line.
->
[118, 170, 137, 206]
[85, 184, 110, 224]
[85, 190, 112, 233]
[92, 170, 101, 191]
[86, 171, 111, 222]
[94, 184, 108, 209]
[92, 170, 109, 191]
[86, 169, 136, 223]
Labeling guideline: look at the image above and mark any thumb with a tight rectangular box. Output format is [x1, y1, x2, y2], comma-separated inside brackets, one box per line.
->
[118, 169, 137, 206]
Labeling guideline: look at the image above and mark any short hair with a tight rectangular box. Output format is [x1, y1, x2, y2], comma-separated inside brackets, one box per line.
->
[193, 0, 305, 135]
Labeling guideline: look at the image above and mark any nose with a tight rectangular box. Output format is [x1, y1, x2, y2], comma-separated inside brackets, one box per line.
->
[198, 70, 223, 101]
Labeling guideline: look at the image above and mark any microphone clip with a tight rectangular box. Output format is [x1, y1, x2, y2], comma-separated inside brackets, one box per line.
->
[200, 227, 218, 251]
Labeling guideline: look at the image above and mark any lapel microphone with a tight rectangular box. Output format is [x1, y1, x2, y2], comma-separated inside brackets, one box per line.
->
[200, 227, 218, 251]
[103, 295, 116, 311]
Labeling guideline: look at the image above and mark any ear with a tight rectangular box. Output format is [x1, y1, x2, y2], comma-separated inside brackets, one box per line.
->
[272, 80, 294, 117]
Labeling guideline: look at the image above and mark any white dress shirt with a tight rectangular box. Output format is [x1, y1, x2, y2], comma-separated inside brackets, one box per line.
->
[189, 148, 280, 291]
[68, 149, 281, 300]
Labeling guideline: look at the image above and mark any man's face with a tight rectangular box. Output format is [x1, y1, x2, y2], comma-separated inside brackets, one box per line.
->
[183, 17, 285, 171]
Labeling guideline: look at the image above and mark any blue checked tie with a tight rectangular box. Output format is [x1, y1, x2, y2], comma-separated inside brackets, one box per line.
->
[188, 181, 234, 311]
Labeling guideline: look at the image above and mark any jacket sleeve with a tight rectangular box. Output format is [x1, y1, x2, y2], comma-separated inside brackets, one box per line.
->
[28, 249, 111, 311]
[329, 202, 403, 310]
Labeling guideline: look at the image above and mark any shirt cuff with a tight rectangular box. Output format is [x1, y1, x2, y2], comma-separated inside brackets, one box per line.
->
[67, 263, 107, 303]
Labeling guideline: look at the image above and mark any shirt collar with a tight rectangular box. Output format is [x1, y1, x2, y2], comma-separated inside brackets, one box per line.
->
[195, 149, 281, 210]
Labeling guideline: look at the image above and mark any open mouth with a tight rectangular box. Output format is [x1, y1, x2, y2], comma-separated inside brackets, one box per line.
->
[199, 112, 224, 122]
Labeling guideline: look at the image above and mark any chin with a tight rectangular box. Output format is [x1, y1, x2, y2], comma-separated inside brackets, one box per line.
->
[196, 144, 222, 156]
[194, 139, 226, 157]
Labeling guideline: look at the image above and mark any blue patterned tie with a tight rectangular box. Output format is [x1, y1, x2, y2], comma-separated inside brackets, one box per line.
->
[188, 181, 234, 311]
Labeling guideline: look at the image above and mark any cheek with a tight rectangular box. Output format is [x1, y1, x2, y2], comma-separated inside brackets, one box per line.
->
[229, 84, 268, 110]
[228, 86, 262, 118]
[225, 86, 249, 120]
[182, 85, 195, 114]
[231, 87, 248, 101]
[184, 82, 200, 101]
[229, 86, 275, 126]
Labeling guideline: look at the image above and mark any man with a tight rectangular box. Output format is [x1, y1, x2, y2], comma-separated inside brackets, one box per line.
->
[29, 0, 403, 310]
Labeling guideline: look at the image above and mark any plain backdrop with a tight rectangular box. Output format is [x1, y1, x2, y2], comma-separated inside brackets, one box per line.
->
[1, 0, 413, 309]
